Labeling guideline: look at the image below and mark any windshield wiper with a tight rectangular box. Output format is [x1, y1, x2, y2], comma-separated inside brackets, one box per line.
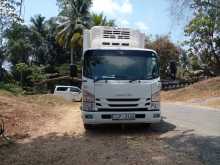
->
[129, 76, 154, 82]
[94, 75, 116, 82]
[129, 79, 141, 83]
[102, 75, 116, 79]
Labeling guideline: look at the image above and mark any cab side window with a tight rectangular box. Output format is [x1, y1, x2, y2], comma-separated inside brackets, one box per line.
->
[152, 58, 159, 78]
[70, 87, 80, 93]
[56, 87, 68, 91]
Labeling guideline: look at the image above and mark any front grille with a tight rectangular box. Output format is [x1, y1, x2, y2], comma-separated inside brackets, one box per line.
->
[107, 98, 140, 102]
[106, 98, 140, 108]
[96, 103, 102, 106]
[145, 103, 150, 106]
[98, 108, 149, 112]
[109, 104, 138, 107]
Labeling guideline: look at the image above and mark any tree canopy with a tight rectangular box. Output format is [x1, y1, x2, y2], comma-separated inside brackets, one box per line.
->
[2, 0, 219, 93]
[169, 0, 220, 75]
[185, 1, 220, 70]
[145, 36, 180, 78]
[56, 0, 92, 64]
[0, 0, 22, 46]
[90, 13, 115, 27]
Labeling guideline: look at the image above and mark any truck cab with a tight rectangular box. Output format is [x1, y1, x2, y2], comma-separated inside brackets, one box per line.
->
[81, 26, 161, 128]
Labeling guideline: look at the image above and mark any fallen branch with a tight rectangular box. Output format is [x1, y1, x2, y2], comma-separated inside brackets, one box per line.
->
[34, 76, 82, 85]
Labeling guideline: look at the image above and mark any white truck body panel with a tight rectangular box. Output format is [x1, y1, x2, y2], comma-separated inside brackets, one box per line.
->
[83, 26, 145, 52]
[81, 26, 161, 125]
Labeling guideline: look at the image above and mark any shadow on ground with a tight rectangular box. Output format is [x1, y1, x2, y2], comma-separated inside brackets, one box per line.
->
[0, 121, 219, 165]
[164, 133, 220, 165]
[84, 120, 176, 136]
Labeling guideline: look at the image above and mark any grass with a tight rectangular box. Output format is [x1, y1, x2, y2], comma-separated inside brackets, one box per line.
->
[206, 98, 220, 109]
[0, 82, 23, 95]
[22, 94, 72, 106]
[0, 82, 73, 107]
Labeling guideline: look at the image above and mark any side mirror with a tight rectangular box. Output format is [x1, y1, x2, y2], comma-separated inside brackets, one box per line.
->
[70, 64, 77, 77]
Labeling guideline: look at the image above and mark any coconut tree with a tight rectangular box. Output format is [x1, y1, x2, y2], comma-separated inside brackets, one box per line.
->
[30, 15, 49, 65]
[30, 15, 47, 36]
[56, 0, 92, 65]
[90, 13, 115, 27]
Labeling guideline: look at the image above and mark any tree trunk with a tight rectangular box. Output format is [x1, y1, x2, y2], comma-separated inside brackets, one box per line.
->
[0, 21, 3, 47]
[20, 72, 23, 87]
[70, 48, 74, 64]
[0, 67, 3, 81]
[19, 0, 23, 17]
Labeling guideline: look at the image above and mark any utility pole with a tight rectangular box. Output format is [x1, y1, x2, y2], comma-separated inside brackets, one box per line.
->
[19, 0, 25, 19]
[19, 0, 23, 17]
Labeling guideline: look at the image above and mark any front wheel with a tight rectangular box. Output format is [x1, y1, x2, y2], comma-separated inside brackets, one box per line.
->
[143, 123, 151, 127]
[83, 124, 94, 130]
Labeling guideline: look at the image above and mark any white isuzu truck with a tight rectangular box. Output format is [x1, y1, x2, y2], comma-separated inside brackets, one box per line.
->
[81, 26, 161, 129]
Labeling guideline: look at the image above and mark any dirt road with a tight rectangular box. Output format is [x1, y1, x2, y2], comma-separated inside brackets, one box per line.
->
[162, 102, 220, 136]
[0, 102, 220, 165]
[162, 103, 220, 165]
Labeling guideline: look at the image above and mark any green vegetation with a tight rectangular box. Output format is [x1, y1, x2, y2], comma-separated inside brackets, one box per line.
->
[184, 0, 220, 73]
[145, 36, 180, 79]
[170, 0, 220, 75]
[0, 82, 23, 95]
[90, 13, 115, 26]
[56, 0, 92, 64]
[0, 0, 219, 94]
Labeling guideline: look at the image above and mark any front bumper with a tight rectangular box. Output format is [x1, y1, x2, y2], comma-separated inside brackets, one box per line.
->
[81, 110, 161, 124]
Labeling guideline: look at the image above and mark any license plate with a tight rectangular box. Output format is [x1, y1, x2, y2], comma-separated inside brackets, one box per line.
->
[112, 114, 135, 120]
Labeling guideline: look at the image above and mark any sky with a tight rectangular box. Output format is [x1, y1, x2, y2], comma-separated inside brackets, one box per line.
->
[23, 0, 187, 43]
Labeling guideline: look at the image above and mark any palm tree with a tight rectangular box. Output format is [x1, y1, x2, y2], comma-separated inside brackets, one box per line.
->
[30, 15, 46, 36]
[90, 13, 115, 27]
[56, 0, 92, 65]
[30, 15, 48, 64]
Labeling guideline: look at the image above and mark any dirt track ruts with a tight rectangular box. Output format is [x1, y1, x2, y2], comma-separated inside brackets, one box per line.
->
[0, 102, 220, 165]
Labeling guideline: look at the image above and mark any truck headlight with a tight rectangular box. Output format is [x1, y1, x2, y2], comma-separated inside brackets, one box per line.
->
[83, 90, 95, 111]
[151, 91, 160, 102]
[151, 102, 160, 110]
[83, 102, 95, 111]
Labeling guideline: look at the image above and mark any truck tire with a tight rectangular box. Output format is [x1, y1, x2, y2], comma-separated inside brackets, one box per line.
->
[83, 124, 94, 130]
[144, 123, 151, 127]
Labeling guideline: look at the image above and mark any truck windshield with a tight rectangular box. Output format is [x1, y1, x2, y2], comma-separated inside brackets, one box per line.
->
[83, 50, 159, 81]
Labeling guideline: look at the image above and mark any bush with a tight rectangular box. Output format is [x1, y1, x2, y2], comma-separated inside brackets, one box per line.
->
[0, 82, 23, 95]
